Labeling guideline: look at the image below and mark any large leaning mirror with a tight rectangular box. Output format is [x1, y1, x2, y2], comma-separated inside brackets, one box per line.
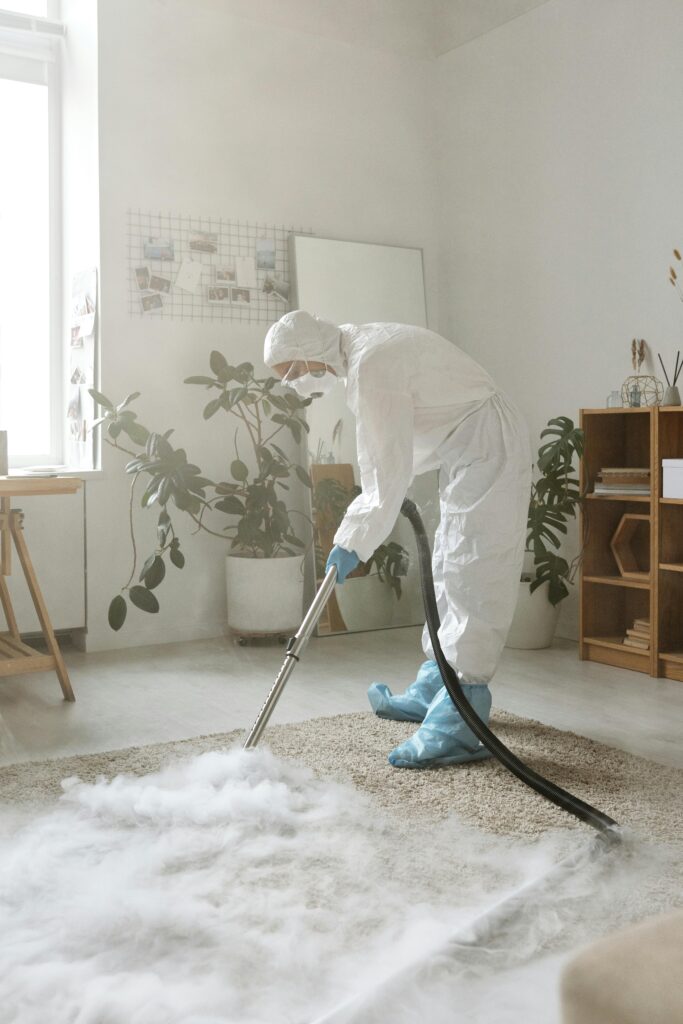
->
[289, 233, 440, 635]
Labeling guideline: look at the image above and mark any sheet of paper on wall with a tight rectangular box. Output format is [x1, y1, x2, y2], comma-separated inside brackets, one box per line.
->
[71, 268, 97, 342]
[175, 260, 203, 294]
[69, 268, 98, 471]
[235, 256, 257, 288]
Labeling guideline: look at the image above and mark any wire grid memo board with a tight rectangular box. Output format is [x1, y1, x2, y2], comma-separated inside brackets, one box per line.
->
[127, 209, 312, 323]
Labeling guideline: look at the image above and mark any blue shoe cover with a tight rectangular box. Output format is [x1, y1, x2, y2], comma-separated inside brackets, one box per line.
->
[368, 660, 443, 723]
[388, 684, 493, 768]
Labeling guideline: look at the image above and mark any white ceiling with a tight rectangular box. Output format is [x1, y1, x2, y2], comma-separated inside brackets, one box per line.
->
[216, 0, 553, 60]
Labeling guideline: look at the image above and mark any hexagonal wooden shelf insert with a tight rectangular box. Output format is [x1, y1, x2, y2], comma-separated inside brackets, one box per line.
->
[610, 513, 651, 581]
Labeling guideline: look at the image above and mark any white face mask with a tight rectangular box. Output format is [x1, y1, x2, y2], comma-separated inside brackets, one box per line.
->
[288, 371, 338, 399]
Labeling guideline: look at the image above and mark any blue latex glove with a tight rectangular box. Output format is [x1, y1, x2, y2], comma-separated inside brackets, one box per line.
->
[326, 545, 360, 583]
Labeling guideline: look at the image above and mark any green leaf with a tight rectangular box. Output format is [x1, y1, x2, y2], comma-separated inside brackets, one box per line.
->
[129, 585, 160, 613]
[295, 465, 312, 488]
[209, 350, 230, 381]
[123, 421, 150, 446]
[231, 459, 249, 482]
[139, 554, 156, 581]
[157, 509, 171, 546]
[234, 361, 254, 383]
[89, 389, 114, 411]
[203, 397, 223, 419]
[185, 375, 218, 386]
[108, 595, 127, 631]
[225, 387, 249, 408]
[116, 392, 140, 411]
[170, 542, 185, 569]
[108, 421, 123, 439]
[142, 555, 166, 590]
[215, 495, 245, 515]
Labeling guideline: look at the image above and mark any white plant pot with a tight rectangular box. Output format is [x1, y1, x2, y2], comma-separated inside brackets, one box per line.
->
[225, 554, 304, 634]
[505, 580, 561, 650]
[334, 574, 394, 632]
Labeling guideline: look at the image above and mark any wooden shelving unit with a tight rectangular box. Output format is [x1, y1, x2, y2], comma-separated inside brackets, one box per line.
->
[580, 406, 683, 680]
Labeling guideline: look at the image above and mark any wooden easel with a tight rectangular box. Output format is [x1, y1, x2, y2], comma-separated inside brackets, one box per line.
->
[0, 477, 82, 701]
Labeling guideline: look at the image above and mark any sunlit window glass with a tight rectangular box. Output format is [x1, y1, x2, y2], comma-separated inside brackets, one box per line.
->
[0, 77, 50, 460]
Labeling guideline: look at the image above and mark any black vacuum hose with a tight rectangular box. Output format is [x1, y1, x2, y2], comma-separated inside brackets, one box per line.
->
[400, 498, 619, 837]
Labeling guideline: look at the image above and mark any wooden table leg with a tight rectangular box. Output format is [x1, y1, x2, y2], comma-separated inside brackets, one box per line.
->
[0, 575, 20, 639]
[9, 510, 75, 702]
[0, 497, 10, 576]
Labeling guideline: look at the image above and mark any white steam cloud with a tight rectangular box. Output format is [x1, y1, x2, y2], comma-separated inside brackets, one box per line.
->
[0, 747, 678, 1024]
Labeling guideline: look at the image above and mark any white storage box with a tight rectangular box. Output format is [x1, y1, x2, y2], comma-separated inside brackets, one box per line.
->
[662, 459, 683, 499]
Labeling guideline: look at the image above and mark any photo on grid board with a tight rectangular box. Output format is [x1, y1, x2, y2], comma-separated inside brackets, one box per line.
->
[256, 238, 275, 270]
[141, 293, 163, 312]
[135, 266, 151, 290]
[149, 274, 172, 294]
[214, 266, 236, 284]
[230, 287, 251, 307]
[207, 286, 231, 304]
[143, 237, 175, 261]
[189, 230, 218, 254]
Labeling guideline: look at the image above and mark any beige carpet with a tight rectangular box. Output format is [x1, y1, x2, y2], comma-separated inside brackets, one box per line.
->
[1, 709, 681, 843]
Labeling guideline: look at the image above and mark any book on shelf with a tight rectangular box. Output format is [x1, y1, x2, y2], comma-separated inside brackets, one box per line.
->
[592, 484, 650, 494]
[626, 627, 651, 640]
[633, 618, 650, 631]
[595, 467, 650, 492]
[623, 636, 650, 650]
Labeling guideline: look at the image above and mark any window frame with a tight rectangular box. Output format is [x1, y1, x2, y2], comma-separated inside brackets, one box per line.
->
[0, 1, 63, 467]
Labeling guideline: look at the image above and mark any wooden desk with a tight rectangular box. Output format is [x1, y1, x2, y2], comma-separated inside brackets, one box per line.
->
[0, 476, 82, 701]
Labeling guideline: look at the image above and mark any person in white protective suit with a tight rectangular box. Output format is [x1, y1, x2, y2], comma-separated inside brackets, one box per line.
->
[264, 310, 531, 768]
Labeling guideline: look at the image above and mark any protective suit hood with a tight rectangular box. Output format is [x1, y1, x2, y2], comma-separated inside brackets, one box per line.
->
[263, 310, 345, 376]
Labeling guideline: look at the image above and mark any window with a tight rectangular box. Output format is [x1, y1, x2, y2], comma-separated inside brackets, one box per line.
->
[0, 3, 62, 466]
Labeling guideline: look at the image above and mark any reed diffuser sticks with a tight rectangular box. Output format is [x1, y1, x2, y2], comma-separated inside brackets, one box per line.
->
[658, 350, 682, 388]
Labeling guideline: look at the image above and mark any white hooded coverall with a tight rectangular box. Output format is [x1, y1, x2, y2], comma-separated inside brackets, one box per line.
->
[264, 312, 531, 686]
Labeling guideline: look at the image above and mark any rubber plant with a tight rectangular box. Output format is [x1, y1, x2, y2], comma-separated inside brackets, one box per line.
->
[90, 351, 312, 631]
[526, 415, 585, 606]
[312, 476, 409, 598]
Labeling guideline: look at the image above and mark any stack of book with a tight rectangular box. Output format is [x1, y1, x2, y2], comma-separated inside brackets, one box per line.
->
[593, 467, 650, 495]
[623, 618, 651, 651]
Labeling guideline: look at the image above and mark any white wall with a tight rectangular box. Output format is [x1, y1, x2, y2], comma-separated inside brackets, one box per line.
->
[86, 0, 439, 650]
[435, 0, 683, 637]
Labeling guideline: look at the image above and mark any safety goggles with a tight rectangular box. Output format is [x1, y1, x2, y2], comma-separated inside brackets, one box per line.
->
[280, 360, 331, 387]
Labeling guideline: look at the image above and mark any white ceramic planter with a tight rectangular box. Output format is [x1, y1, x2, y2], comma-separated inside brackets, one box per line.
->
[334, 573, 394, 632]
[505, 580, 561, 650]
[225, 554, 304, 635]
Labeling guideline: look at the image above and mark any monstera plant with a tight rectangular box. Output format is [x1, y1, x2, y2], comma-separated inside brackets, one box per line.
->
[507, 415, 584, 651]
[90, 351, 313, 632]
[526, 415, 585, 606]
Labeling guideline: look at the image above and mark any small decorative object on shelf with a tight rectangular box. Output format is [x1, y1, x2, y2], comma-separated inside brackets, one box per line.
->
[657, 349, 682, 406]
[606, 390, 622, 408]
[610, 513, 650, 581]
[621, 339, 664, 407]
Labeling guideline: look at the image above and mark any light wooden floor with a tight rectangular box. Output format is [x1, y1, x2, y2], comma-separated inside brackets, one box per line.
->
[0, 627, 680, 768]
